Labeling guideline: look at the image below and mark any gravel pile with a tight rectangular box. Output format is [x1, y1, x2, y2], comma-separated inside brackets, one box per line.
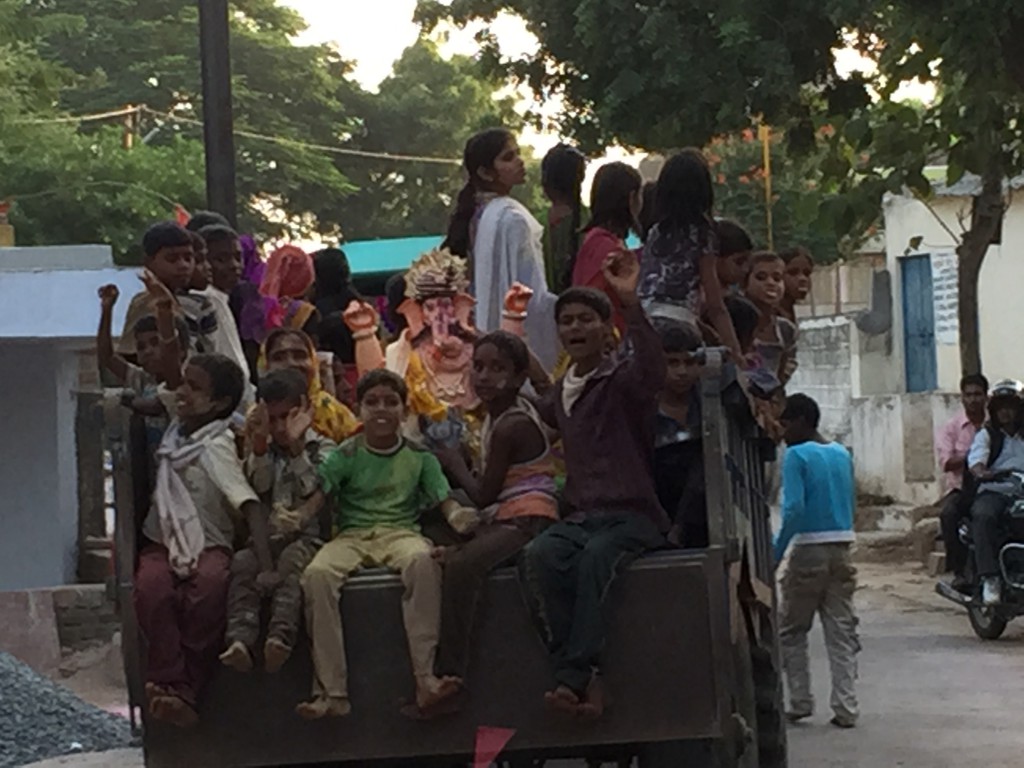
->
[0, 653, 133, 768]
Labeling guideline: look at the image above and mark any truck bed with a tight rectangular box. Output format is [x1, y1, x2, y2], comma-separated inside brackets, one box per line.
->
[140, 547, 730, 767]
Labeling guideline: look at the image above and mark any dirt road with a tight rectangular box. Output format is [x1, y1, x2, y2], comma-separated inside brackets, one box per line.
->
[21, 563, 1024, 767]
[787, 563, 1024, 768]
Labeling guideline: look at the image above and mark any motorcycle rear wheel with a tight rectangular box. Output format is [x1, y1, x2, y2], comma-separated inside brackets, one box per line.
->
[968, 604, 1008, 640]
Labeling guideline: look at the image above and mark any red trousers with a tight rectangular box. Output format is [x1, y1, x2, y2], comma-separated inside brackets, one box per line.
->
[133, 544, 231, 706]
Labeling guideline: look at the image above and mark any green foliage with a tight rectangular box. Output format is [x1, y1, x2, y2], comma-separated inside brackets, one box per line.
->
[2, 2, 521, 255]
[337, 39, 523, 240]
[417, 0, 862, 152]
[25, 0, 358, 240]
[1, 125, 205, 264]
[708, 130, 853, 263]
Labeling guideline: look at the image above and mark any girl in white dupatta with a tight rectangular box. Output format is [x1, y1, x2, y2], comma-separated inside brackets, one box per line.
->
[444, 129, 561, 372]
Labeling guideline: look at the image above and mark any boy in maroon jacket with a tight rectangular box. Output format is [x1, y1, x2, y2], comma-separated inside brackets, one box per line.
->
[524, 251, 668, 719]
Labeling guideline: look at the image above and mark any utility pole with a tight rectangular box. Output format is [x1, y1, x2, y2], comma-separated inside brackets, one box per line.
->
[198, 0, 238, 227]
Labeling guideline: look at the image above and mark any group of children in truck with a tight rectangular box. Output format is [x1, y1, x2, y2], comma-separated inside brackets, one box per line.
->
[97, 135, 858, 730]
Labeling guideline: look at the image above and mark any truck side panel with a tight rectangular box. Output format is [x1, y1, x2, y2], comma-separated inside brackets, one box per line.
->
[141, 550, 728, 767]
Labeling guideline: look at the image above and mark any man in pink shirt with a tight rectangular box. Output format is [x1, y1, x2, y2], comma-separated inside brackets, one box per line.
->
[936, 374, 988, 587]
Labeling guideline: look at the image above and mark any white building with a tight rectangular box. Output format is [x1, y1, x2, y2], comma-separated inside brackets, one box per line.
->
[789, 175, 1024, 506]
[0, 246, 139, 590]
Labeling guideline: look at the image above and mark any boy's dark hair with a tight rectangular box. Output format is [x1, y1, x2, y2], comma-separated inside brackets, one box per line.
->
[781, 393, 821, 430]
[188, 353, 245, 419]
[725, 295, 760, 350]
[132, 314, 190, 348]
[555, 287, 613, 323]
[356, 368, 408, 404]
[186, 210, 231, 232]
[749, 250, 783, 269]
[780, 245, 812, 265]
[475, 330, 530, 374]
[257, 368, 308, 407]
[659, 323, 703, 355]
[143, 222, 192, 259]
[716, 219, 754, 257]
[198, 223, 239, 246]
[961, 373, 990, 392]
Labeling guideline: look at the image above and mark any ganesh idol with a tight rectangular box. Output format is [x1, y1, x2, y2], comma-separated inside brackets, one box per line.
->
[344, 248, 531, 453]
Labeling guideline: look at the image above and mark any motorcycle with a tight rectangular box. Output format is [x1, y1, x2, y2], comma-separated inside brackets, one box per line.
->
[936, 470, 1024, 639]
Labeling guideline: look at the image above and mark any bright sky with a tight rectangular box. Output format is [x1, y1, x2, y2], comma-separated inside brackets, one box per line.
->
[278, 0, 931, 190]
[279, 0, 635, 187]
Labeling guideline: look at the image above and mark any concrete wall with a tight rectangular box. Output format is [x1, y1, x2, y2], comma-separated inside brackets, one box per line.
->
[789, 317, 854, 443]
[0, 341, 81, 589]
[850, 392, 962, 506]
[883, 192, 1024, 390]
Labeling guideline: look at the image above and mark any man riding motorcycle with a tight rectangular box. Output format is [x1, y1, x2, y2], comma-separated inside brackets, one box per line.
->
[967, 379, 1024, 605]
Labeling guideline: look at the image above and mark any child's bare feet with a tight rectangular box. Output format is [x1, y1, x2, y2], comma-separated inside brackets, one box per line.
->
[151, 693, 199, 728]
[219, 641, 253, 673]
[296, 696, 351, 720]
[263, 638, 292, 674]
[144, 682, 169, 710]
[544, 685, 582, 717]
[415, 675, 462, 711]
[400, 675, 464, 719]
[577, 674, 608, 721]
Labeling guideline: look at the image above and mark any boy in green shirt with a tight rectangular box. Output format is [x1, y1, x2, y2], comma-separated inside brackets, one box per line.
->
[298, 369, 461, 719]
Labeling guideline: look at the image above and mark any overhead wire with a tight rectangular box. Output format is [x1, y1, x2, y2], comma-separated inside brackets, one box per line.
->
[12, 106, 142, 125]
[139, 107, 462, 165]
[14, 104, 462, 164]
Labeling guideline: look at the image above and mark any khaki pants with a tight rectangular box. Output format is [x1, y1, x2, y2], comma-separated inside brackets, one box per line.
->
[780, 543, 860, 723]
[226, 536, 321, 651]
[301, 526, 441, 699]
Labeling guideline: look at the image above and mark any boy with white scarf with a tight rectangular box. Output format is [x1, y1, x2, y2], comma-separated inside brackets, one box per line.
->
[133, 345, 273, 729]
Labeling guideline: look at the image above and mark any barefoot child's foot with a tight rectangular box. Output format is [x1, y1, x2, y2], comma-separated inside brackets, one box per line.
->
[151, 693, 199, 728]
[219, 641, 253, 673]
[415, 675, 462, 711]
[400, 676, 464, 720]
[544, 685, 582, 717]
[577, 674, 608, 721]
[263, 638, 292, 674]
[296, 696, 351, 720]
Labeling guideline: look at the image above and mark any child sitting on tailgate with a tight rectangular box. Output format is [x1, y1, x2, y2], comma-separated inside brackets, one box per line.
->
[220, 368, 336, 675]
[654, 323, 708, 548]
[431, 330, 558, 712]
[298, 369, 465, 720]
[133, 351, 274, 728]
[523, 252, 667, 720]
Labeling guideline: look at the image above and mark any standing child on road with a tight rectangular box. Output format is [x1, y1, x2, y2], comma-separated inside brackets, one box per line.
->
[523, 252, 668, 720]
[220, 368, 336, 675]
[775, 393, 859, 729]
[298, 370, 460, 720]
[133, 353, 275, 728]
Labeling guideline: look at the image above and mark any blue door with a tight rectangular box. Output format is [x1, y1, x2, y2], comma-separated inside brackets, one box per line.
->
[901, 255, 938, 392]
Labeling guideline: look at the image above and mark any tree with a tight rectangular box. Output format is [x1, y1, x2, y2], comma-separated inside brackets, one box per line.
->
[419, 0, 1024, 376]
[26, 0, 359, 240]
[339, 39, 523, 240]
[708, 129, 855, 262]
[0, 125, 206, 262]
[416, 0, 867, 153]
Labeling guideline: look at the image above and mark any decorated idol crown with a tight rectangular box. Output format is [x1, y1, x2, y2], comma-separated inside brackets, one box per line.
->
[405, 247, 470, 300]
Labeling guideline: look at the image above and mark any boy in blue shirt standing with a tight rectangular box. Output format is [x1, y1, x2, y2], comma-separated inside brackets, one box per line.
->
[775, 394, 859, 729]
